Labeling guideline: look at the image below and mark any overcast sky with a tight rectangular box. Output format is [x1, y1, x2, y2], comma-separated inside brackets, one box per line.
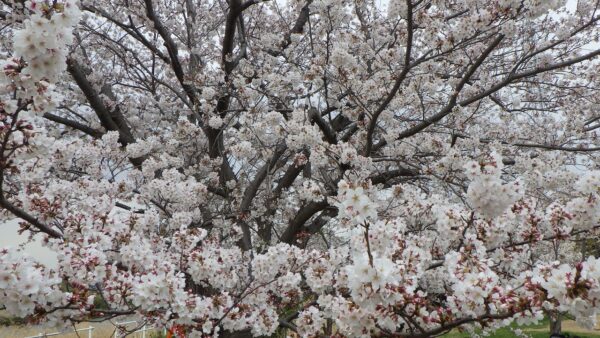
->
[1, 219, 58, 267]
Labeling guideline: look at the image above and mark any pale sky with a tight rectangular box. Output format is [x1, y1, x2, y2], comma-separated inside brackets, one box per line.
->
[0, 219, 58, 267]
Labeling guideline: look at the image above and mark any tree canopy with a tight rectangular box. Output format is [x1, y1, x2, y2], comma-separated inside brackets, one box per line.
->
[1, 0, 600, 337]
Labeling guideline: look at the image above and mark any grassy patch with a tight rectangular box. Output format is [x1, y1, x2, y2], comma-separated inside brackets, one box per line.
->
[444, 329, 600, 338]
[442, 318, 600, 338]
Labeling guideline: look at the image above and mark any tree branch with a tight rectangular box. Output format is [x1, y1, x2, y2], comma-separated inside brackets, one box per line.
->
[365, 0, 413, 156]
[266, 0, 312, 57]
[143, 0, 198, 106]
[396, 34, 505, 140]
[280, 200, 329, 244]
[43, 113, 104, 138]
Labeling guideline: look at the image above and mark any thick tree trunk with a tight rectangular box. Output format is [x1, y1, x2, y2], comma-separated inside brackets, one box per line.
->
[220, 329, 252, 338]
[549, 312, 562, 337]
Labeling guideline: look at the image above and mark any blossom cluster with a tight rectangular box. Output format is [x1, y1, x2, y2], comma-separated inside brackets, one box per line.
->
[465, 151, 524, 218]
[14, 0, 81, 82]
[534, 256, 600, 329]
[336, 180, 378, 225]
[0, 248, 65, 318]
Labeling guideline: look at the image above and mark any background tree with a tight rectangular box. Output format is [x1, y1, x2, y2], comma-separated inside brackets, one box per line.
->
[1, 0, 600, 337]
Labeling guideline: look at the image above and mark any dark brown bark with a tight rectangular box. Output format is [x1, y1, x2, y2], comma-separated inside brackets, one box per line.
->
[549, 312, 562, 336]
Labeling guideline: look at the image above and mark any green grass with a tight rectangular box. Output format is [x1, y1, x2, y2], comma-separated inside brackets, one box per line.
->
[442, 318, 600, 338]
[444, 329, 600, 338]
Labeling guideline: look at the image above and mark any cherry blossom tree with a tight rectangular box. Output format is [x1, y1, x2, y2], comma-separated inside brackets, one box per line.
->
[1, 0, 600, 336]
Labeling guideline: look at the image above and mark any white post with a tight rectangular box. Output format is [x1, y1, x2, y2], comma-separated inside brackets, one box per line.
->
[88, 326, 94, 338]
[142, 324, 146, 338]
